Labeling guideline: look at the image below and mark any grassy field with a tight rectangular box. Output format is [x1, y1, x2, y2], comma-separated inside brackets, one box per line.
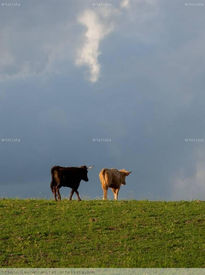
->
[0, 199, 205, 268]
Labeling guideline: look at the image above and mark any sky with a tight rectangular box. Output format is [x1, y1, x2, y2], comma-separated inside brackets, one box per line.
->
[0, 0, 205, 200]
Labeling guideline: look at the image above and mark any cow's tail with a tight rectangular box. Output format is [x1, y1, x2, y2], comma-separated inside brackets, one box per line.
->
[50, 166, 58, 191]
[99, 168, 109, 188]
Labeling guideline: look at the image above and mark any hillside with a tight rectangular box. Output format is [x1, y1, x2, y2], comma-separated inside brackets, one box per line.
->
[0, 199, 205, 267]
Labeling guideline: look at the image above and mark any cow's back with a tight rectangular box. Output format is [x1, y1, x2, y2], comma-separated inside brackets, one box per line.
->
[51, 166, 82, 188]
[99, 168, 121, 189]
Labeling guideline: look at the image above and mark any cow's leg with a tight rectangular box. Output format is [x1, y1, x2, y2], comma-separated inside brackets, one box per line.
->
[112, 188, 117, 200]
[52, 171, 61, 201]
[102, 187, 108, 200]
[51, 181, 57, 201]
[52, 187, 57, 201]
[116, 189, 119, 200]
[112, 188, 119, 200]
[75, 190, 81, 201]
[57, 187, 61, 201]
[115, 189, 119, 200]
[69, 189, 75, 200]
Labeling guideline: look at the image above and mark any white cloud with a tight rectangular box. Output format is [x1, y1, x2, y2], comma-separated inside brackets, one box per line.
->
[75, 0, 162, 82]
[75, 9, 114, 83]
[0, 0, 160, 83]
[171, 159, 205, 200]
[121, 0, 130, 9]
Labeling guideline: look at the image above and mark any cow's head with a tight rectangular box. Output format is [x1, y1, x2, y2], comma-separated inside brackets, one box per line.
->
[80, 165, 89, 182]
[119, 169, 132, 185]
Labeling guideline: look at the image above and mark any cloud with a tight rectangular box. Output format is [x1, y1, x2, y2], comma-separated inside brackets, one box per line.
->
[0, 1, 84, 82]
[171, 146, 205, 200]
[172, 161, 205, 200]
[0, 29, 15, 79]
[0, 49, 14, 69]
[121, 0, 130, 9]
[1, 0, 205, 201]
[75, 0, 161, 82]
[0, 0, 160, 83]
[75, 9, 114, 83]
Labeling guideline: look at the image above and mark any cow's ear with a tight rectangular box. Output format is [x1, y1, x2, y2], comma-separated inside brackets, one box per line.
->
[127, 171, 132, 176]
[81, 165, 87, 169]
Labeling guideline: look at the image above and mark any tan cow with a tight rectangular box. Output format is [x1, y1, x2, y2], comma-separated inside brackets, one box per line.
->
[99, 168, 132, 200]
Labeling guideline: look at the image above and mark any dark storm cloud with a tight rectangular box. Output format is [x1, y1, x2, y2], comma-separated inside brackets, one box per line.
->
[0, 0, 205, 199]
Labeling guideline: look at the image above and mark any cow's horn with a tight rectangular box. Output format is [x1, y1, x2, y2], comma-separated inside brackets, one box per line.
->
[87, 165, 94, 169]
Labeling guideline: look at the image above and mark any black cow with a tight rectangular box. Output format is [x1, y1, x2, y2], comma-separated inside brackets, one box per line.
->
[50, 165, 93, 201]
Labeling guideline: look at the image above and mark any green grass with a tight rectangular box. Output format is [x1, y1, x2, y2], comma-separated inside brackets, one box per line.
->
[0, 199, 205, 267]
